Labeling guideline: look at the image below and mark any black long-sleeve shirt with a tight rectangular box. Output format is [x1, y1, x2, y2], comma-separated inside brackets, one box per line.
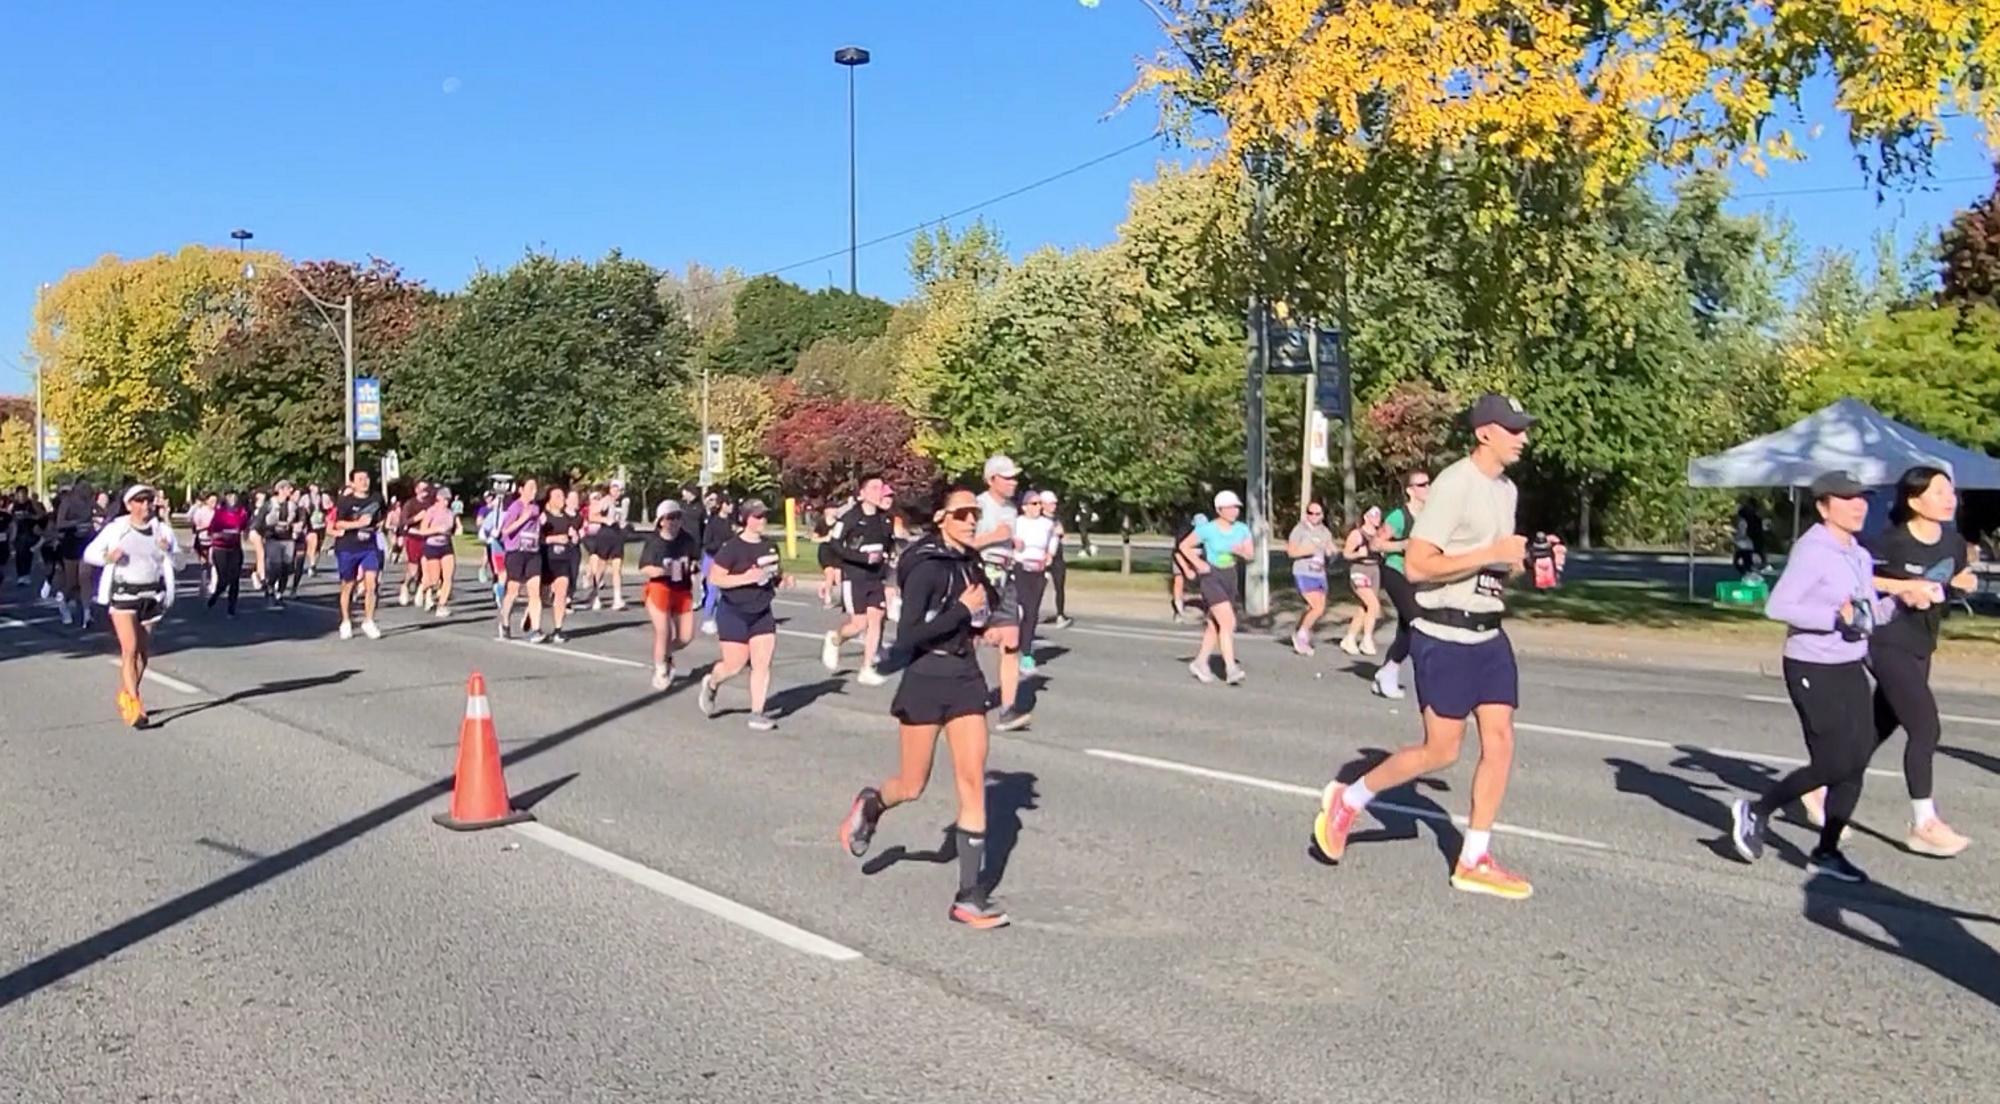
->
[832, 505, 895, 580]
[895, 535, 992, 677]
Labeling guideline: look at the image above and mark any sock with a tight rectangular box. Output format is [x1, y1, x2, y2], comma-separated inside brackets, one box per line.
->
[1460, 829, 1492, 866]
[953, 826, 986, 896]
[1913, 798, 1938, 825]
[1375, 663, 1400, 689]
[1816, 818, 1847, 856]
[1340, 779, 1374, 811]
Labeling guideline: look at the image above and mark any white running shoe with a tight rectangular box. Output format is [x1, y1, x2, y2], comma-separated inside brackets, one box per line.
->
[360, 619, 381, 640]
[822, 630, 842, 672]
[339, 620, 354, 641]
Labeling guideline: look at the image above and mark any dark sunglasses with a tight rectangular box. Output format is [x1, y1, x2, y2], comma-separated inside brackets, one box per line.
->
[943, 506, 980, 521]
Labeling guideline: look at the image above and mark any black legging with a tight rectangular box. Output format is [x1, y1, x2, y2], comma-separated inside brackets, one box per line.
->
[1046, 552, 1068, 619]
[264, 540, 296, 600]
[1380, 565, 1421, 665]
[209, 546, 244, 613]
[1015, 569, 1048, 660]
[1753, 658, 1877, 853]
[1871, 644, 1941, 801]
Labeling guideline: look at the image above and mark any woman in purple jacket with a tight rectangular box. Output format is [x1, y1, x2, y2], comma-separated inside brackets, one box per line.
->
[1730, 470, 1898, 883]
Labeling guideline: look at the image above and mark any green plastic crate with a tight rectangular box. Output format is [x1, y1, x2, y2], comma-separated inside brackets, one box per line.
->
[1714, 577, 1769, 607]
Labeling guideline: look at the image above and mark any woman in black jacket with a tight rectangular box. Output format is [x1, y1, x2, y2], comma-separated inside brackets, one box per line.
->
[837, 485, 1009, 930]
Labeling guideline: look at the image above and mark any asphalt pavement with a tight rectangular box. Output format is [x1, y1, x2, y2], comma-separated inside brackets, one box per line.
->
[2, 567, 1998, 1103]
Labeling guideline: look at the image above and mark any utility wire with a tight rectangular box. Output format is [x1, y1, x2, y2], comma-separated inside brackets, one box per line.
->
[719, 130, 1167, 290]
[1731, 171, 1992, 201]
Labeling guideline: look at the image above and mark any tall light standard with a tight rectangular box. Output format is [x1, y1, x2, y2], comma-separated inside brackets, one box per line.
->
[230, 228, 254, 252]
[833, 45, 871, 295]
[33, 282, 49, 500]
[242, 257, 357, 477]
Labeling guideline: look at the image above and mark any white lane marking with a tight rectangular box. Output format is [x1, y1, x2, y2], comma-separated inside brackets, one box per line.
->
[101, 659, 204, 695]
[1743, 692, 2000, 729]
[0, 616, 32, 629]
[509, 822, 863, 963]
[1516, 720, 1902, 780]
[1084, 748, 1612, 851]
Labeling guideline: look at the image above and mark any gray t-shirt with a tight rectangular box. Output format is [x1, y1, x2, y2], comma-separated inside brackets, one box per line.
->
[1410, 456, 1518, 644]
[1288, 521, 1334, 577]
[975, 492, 1017, 570]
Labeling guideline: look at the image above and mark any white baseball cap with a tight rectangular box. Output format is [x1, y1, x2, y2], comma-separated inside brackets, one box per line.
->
[1214, 490, 1243, 510]
[983, 454, 1022, 480]
[655, 499, 683, 520]
[1039, 490, 1057, 505]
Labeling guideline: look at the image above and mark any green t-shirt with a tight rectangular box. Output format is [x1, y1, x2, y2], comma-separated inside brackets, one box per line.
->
[1382, 506, 1413, 573]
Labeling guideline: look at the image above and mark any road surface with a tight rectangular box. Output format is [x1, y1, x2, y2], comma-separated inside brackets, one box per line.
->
[1, 571, 1995, 1102]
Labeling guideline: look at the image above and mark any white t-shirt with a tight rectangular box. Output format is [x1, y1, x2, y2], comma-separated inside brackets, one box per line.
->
[1410, 456, 1518, 644]
[1014, 516, 1058, 570]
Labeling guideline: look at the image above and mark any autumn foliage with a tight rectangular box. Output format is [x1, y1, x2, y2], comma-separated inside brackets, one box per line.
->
[763, 399, 936, 500]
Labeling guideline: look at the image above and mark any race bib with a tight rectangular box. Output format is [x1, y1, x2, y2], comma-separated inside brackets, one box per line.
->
[1213, 551, 1236, 568]
[1474, 569, 1507, 600]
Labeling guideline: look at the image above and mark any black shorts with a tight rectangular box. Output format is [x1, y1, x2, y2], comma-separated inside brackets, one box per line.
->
[421, 541, 453, 561]
[716, 601, 777, 643]
[840, 574, 886, 614]
[503, 549, 542, 581]
[58, 533, 87, 561]
[817, 543, 839, 570]
[108, 585, 166, 624]
[1198, 569, 1239, 610]
[586, 529, 624, 559]
[542, 548, 577, 583]
[891, 668, 990, 727]
[1409, 628, 1519, 721]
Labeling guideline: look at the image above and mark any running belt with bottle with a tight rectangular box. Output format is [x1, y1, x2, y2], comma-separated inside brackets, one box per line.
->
[88, 516, 176, 615]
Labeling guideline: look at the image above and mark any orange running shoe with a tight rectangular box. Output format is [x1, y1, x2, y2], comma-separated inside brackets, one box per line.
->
[1313, 782, 1360, 862]
[1450, 854, 1533, 900]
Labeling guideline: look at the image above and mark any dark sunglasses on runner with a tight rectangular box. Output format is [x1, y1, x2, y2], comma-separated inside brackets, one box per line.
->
[943, 506, 980, 522]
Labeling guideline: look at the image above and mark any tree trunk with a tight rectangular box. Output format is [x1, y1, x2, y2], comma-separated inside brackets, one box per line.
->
[1120, 513, 1133, 575]
[1577, 481, 1593, 550]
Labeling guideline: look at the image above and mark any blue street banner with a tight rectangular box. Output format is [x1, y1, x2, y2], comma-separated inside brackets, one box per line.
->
[354, 377, 382, 442]
[39, 422, 60, 462]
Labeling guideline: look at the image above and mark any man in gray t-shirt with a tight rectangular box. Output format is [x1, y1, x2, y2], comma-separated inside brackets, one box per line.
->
[972, 454, 1030, 730]
[1310, 393, 1539, 903]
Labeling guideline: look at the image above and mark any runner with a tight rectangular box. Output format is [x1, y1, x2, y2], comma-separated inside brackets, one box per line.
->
[395, 481, 432, 608]
[1372, 470, 1431, 699]
[204, 490, 252, 617]
[83, 484, 178, 729]
[330, 468, 386, 641]
[1339, 505, 1386, 656]
[189, 491, 218, 594]
[1010, 489, 1061, 675]
[1181, 491, 1253, 684]
[1040, 490, 1073, 629]
[51, 479, 96, 627]
[302, 483, 328, 575]
[698, 490, 733, 636]
[1730, 470, 1896, 883]
[418, 486, 459, 618]
[697, 498, 786, 731]
[1169, 511, 1207, 622]
[640, 499, 701, 689]
[1837, 465, 1978, 855]
[257, 481, 304, 610]
[597, 479, 631, 611]
[816, 497, 846, 610]
[497, 479, 545, 642]
[1287, 500, 1336, 655]
[1312, 394, 1536, 899]
[837, 484, 1010, 929]
[539, 486, 580, 642]
[822, 476, 894, 686]
[972, 454, 1031, 731]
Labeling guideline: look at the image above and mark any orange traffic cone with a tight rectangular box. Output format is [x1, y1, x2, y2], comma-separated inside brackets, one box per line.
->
[433, 672, 534, 832]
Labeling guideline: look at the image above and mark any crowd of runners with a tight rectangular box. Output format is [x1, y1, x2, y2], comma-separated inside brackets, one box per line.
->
[6, 389, 1985, 926]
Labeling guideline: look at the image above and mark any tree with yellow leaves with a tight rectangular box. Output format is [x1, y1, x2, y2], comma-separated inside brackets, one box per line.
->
[29, 246, 271, 483]
[1132, 0, 1997, 193]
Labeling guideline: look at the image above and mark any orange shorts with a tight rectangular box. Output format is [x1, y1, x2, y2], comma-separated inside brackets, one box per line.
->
[645, 581, 694, 615]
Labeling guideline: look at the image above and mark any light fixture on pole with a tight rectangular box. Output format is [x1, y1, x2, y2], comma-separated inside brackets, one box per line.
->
[230, 228, 254, 252]
[242, 251, 358, 477]
[833, 45, 871, 295]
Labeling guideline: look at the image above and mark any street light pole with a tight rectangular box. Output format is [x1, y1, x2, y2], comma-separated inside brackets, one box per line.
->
[231, 228, 254, 253]
[834, 46, 871, 295]
[241, 251, 357, 478]
[33, 282, 48, 501]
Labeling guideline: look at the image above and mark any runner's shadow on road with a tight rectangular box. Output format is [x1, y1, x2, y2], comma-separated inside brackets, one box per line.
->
[860, 771, 1040, 892]
[766, 676, 846, 720]
[148, 669, 362, 729]
[1606, 750, 1810, 868]
[1939, 743, 2000, 779]
[1310, 747, 1459, 869]
[1803, 878, 2000, 1010]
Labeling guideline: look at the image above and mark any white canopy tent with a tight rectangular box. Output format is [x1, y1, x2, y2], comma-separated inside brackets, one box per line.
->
[1687, 397, 2000, 490]
[1682, 399, 2000, 596]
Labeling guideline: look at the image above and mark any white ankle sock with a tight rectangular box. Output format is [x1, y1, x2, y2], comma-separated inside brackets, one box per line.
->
[1460, 830, 1492, 866]
[1341, 779, 1374, 811]
[1913, 798, 1938, 825]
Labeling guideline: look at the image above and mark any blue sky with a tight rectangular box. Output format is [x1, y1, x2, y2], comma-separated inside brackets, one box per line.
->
[4, 1, 1994, 396]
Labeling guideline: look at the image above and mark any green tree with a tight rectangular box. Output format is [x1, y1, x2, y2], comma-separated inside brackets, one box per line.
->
[194, 259, 432, 488]
[1800, 304, 2000, 453]
[396, 251, 695, 484]
[703, 276, 892, 377]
